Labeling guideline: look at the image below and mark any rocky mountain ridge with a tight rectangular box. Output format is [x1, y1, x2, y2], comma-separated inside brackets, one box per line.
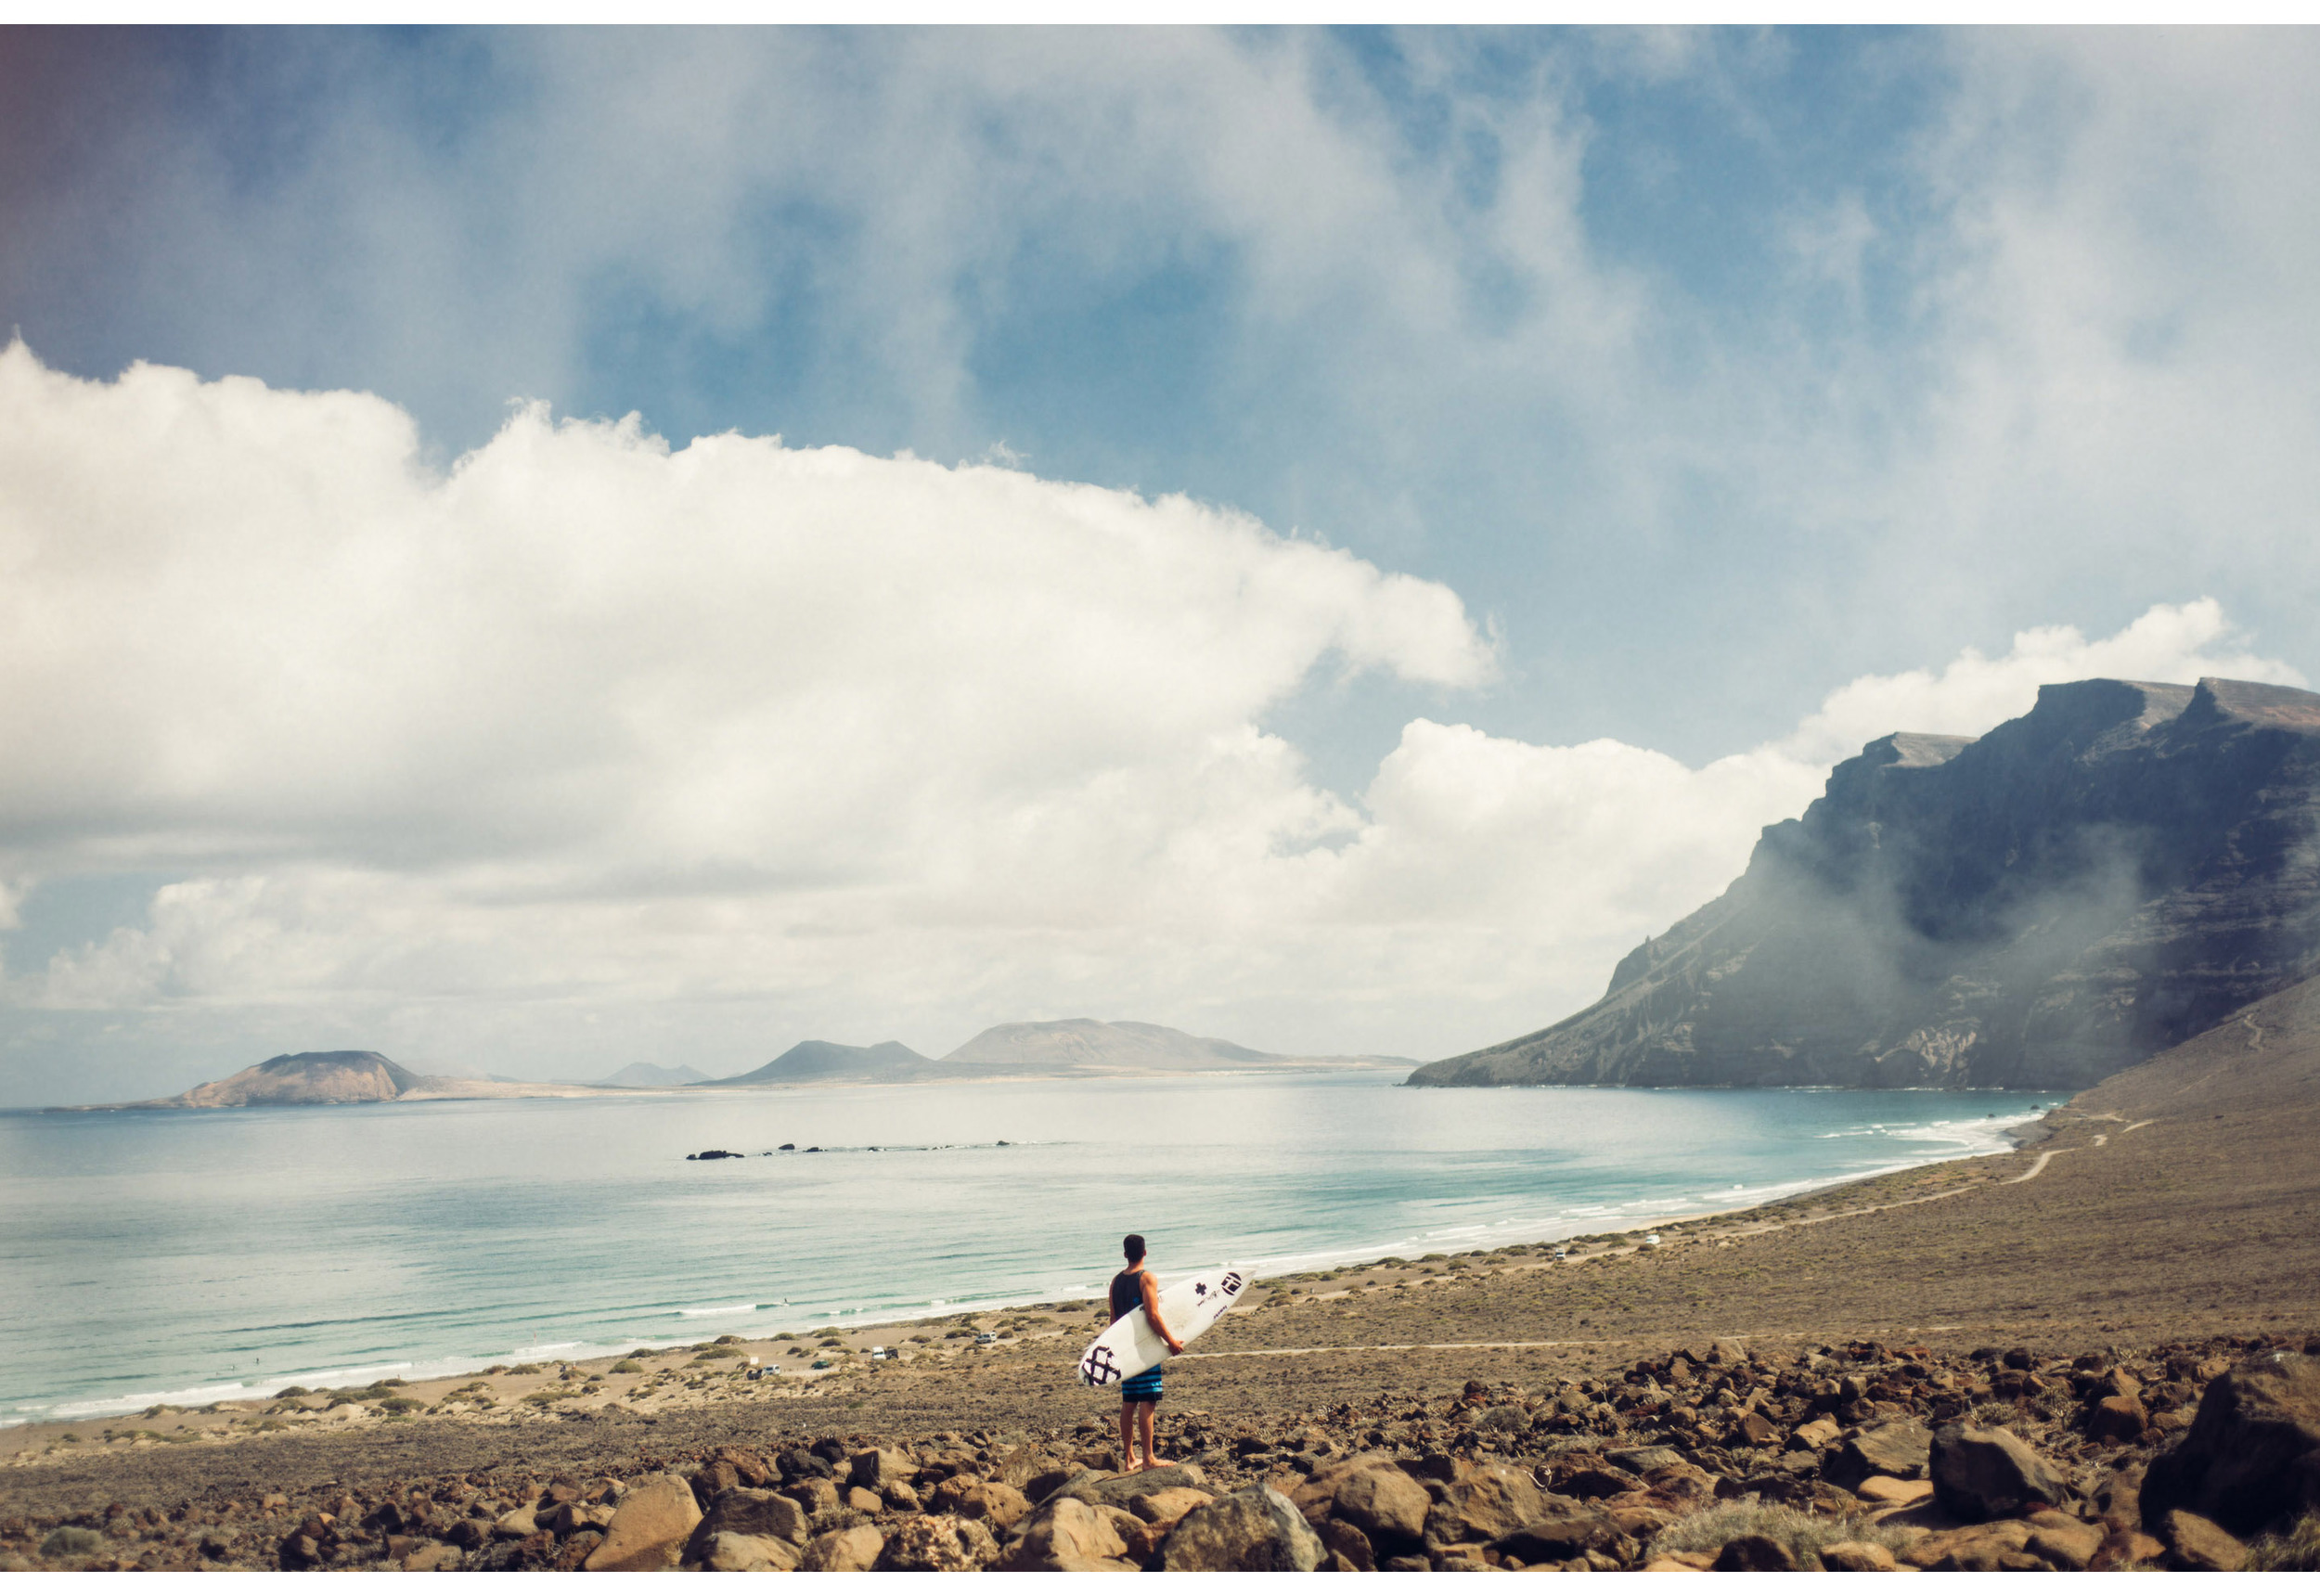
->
[1412, 676, 2320, 1090]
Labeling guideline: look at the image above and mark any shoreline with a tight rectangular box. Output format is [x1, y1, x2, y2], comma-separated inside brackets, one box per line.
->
[0, 1102, 2046, 1434]
[4, 1060, 2315, 1570]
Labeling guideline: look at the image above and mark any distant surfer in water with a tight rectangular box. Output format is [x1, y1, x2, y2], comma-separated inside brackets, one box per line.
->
[1110, 1233, 1184, 1472]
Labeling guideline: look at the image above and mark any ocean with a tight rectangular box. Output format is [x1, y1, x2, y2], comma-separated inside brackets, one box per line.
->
[0, 1072, 2047, 1426]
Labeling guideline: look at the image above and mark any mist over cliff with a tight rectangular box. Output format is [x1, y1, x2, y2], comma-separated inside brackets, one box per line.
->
[1412, 676, 2320, 1090]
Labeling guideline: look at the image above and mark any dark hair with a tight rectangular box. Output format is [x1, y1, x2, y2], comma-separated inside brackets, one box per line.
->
[1122, 1233, 1146, 1263]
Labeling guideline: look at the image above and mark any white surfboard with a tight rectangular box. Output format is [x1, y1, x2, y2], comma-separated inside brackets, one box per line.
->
[1077, 1263, 1249, 1387]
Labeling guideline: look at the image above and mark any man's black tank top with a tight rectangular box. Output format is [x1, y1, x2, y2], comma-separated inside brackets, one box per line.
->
[1109, 1268, 1142, 1322]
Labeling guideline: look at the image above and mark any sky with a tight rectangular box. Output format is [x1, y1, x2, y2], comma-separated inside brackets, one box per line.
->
[1, 25, 2315, 1106]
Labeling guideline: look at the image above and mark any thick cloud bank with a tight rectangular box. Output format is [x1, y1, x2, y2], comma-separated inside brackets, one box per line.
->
[0, 349, 2301, 1093]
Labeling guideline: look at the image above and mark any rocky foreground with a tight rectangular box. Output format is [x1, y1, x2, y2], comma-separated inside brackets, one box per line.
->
[6, 1329, 2318, 1573]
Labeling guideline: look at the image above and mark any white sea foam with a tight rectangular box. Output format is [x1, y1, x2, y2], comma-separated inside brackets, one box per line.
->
[676, 1302, 757, 1318]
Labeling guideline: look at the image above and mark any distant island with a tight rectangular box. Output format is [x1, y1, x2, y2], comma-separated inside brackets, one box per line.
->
[590, 1062, 714, 1088]
[1412, 676, 2320, 1090]
[116, 1050, 634, 1110]
[70, 1022, 1411, 1110]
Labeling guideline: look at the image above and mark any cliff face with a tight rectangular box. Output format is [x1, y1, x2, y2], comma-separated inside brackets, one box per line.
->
[1411, 676, 2320, 1090]
[166, 1050, 427, 1106]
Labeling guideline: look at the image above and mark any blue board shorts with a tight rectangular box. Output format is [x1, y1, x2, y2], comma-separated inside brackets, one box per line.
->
[1120, 1367, 1164, 1404]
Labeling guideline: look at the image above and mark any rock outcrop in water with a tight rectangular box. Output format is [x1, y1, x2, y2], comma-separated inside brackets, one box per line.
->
[1411, 676, 2320, 1090]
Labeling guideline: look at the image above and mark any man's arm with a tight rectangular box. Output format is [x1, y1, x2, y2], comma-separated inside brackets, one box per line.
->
[1141, 1272, 1185, 1355]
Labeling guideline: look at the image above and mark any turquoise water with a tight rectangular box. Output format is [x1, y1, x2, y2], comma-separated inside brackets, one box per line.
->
[0, 1073, 2046, 1425]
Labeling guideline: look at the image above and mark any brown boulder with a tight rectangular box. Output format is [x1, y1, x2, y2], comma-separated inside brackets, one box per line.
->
[2088, 1527, 2166, 1570]
[849, 1447, 913, 1490]
[1559, 1466, 1643, 1499]
[583, 1474, 702, 1572]
[947, 1478, 1032, 1533]
[2085, 1394, 2148, 1443]
[1854, 1475, 1930, 1505]
[1292, 1456, 1429, 1554]
[688, 1487, 810, 1551]
[1071, 1463, 1208, 1509]
[992, 1444, 1060, 1490]
[1127, 1487, 1214, 1531]
[2140, 1352, 2320, 1538]
[873, 1514, 999, 1572]
[1314, 1517, 1374, 1571]
[1424, 1461, 1551, 1545]
[1791, 1416, 1842, 1450]
[2023, 1511, 2103, 1570]
[1898, 1519, 2035, 1572]
[2092, 1463, 2146, 1530]
[780, 1475, 841, 1517]
[1929, 1423, 2070, 1521]
[1826, 1419, 1932, 1489]
[1488, 1502, 1636, 1565]
[798, 1524, 884, 1572]
[1819, 1540, 1898, 1571]
[1161, 1486, 1325, 1572]
[694, 1531, 799, 1571]
[998, 1497, 1137, 1572]
[2159, 1509, 2247, 1572]
[1713, 1533, 1798, 1572]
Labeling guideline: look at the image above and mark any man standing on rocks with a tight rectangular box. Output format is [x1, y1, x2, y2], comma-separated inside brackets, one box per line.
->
[1111, 1233, 1184, 1472]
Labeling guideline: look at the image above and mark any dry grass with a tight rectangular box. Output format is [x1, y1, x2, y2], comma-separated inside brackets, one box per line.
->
[2249, 1514, 2320, 1573]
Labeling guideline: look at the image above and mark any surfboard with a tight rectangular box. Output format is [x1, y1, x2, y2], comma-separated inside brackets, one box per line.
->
[1077, 1263, 1249, 1388]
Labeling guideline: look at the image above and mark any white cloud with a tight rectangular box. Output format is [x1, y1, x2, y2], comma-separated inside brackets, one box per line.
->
[1777, 598, 2304, 767]
[2, 348, 2300, 1073]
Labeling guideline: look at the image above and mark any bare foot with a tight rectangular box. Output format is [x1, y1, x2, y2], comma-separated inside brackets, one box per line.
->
[1138, 1457, 1173, 1472]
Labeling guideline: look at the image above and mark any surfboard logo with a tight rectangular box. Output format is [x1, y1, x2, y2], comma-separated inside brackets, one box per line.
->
[1079, 1344, 1123, 1385]
[1219, 1271, 1243, 1295]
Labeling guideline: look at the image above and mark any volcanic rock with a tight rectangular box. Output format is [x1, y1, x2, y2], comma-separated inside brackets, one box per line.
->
[1423, 1461, 1552, 1544]
[1159, 1486, 1324, 1572]
[997, 1497, 1135, 1572]
[686, 1488, 808, 1552]
[1820, 1540, 1899, 1572]
[1825, 1419, 1932, 1488]
[2140, 1351, 2320, 1536]
[694, 1531, 798, 1571]
[582, 1473, 700, 1572]
[1929, 1423, 2072, 1521]
[797, 1524, 883, 1572]
[872, 1513, 998, 1572]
